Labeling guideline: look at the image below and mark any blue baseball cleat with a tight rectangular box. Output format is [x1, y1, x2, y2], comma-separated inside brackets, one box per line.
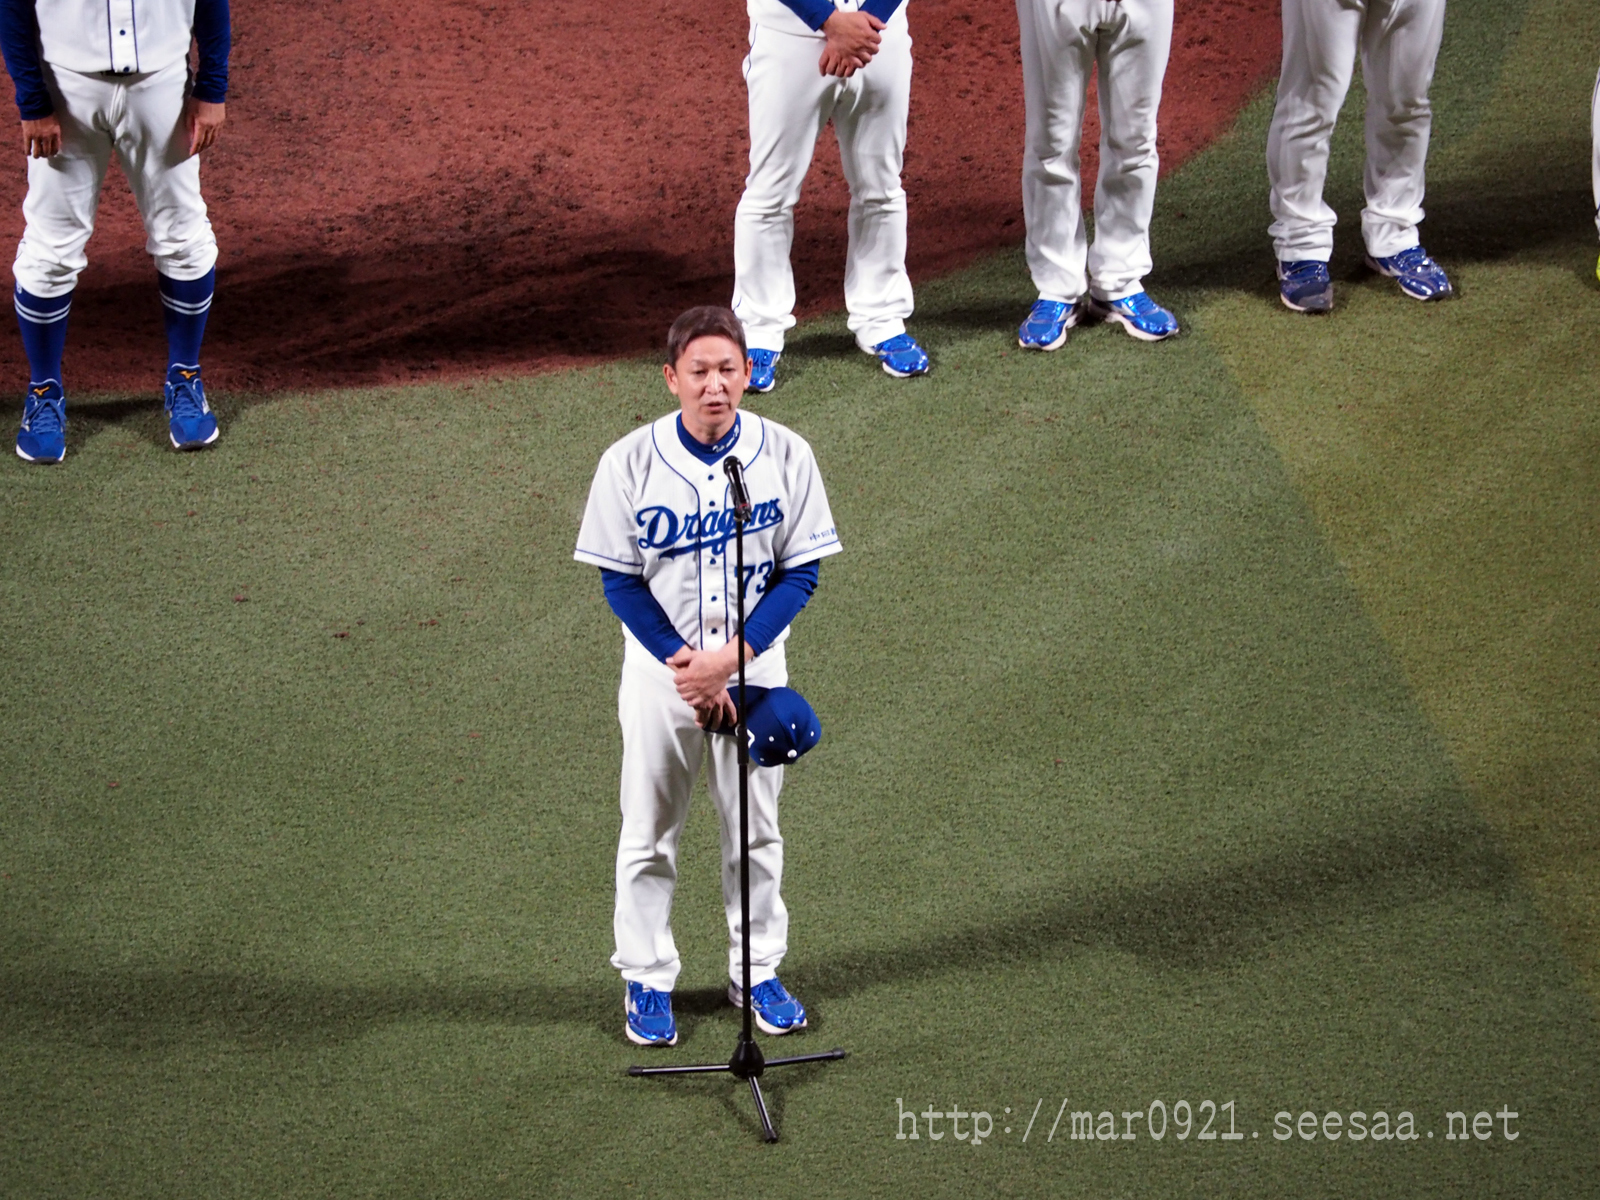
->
[16, 379, 65, 463]
[1093, 292, 1180, 341]
[867, 333, 930, 378]
[729, 976, 808, 1035]
[164, 364, 219, 450]
[1017, 299, 1081, 351]
[625, 980, 678, 1047]
[746, 348, 780, 393]
[1277, 260, 1334, 313]
[1365, 246, 1453, 301]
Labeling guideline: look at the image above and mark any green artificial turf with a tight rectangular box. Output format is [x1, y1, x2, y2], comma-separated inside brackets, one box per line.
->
[2, 0, 1597, 1195]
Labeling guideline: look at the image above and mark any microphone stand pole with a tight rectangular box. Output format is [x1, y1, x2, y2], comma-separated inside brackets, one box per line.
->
[627, 452, 844, 1143]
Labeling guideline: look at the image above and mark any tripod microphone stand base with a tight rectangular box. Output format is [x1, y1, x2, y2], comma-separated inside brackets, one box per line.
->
[628, 1040, 847, 1143]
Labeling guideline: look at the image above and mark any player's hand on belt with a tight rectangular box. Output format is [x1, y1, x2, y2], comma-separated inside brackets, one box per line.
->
[21, 116, 60, 160]
[667, 644, 753, 709]
[184, 99, 226, 158]
[819, 10, 884, 78]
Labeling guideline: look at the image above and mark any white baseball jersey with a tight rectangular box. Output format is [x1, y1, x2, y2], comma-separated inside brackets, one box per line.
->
[747, 0, 882, 39]
[575, 411, 842, 680]
[36, 0, 200, 76]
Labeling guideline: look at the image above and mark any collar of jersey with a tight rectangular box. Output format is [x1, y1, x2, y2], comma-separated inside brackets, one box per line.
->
[652, 410, 766, 489]
[675, 413, 741, 465]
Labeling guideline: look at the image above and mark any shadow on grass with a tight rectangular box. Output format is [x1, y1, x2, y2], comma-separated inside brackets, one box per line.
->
[0, 807, 1514, 1051]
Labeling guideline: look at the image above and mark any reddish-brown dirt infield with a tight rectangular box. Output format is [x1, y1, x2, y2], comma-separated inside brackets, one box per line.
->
[0, 0, 1279, 395]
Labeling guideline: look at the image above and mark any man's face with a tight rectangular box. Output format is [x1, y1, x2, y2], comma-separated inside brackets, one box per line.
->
[664, 335, 749, 439]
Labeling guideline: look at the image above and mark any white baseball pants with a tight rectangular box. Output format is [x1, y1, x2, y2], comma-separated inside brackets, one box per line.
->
[14, 58, 217, 299]
[1592, 65, 1599, 239]
[732, 16, 914, 353]
[1017, 0, 1173, 304]
[1267, 0, 1446, 263]
[612, 651, 790, 993]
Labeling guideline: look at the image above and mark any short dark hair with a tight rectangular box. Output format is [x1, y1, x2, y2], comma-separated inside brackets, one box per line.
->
[666, 306, 747, 366]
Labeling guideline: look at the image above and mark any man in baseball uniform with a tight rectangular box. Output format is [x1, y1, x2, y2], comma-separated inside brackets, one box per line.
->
[1016, 0, 1181, 351]
[733, 0, 929, 392]
[1267, 0, 1451, 313]
[1, 0, 229, 463]
[574, 305, 843, 1047]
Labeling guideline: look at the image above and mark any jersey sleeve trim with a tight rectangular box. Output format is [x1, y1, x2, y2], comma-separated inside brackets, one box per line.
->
[778, 538, 843, 569]
[574, 547, 643, 572]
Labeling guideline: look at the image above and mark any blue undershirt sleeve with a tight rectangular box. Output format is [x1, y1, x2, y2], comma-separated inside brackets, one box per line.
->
[0, 0, 52, 121]
[776, 0, 839, 32]
[741, 561, 819, 658]
[191, 0, 231, 103]
[600, 569, 688, 662]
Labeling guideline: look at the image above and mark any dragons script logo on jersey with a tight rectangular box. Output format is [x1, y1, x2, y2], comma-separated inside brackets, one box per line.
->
[634, 501, 785, 559]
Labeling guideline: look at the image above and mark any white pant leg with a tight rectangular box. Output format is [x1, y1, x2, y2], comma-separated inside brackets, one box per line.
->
[1591, 65, 1600, 239]
[611, 652, 794, 991]
[1086, 0, 1172, 300]
[13, 61, 215, 299]
[116, 59, 218, 280]
[705, 711, 790, 988]
[611, 659, 706, 992]
[1019, 0, 1097, 303]
[14, 67, 116, 298]
[832, 22, 914, 350]
[733, 26, 836, 354]
[1357, 0, 1445, 257]
[1268, 0, 1364, 262]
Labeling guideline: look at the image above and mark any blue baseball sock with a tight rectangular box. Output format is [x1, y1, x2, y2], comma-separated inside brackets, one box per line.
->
[158, 268, 214, 373]
[14, 286, 72, 385]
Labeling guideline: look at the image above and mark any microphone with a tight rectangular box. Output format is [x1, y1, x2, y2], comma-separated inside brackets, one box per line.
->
[723, 455, 753, 522]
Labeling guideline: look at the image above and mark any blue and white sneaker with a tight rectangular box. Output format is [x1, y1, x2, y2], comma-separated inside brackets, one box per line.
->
[867, 333, 930, 378]
[164, 364, 219, 450]
[1092, 292, 1180, 341]
[729, 976, 808, 1035]
[16, 379, 65, 463]
[1365, 246, 1453, 301]
[747, 348, 780, 393]
[1017, 299, 1082, 351]
[625, 980, 678, 1047]
[1277, 260, 1334, 313]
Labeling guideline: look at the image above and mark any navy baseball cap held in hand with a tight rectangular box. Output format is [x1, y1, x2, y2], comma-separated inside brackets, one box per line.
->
[711, 686, 822, 767]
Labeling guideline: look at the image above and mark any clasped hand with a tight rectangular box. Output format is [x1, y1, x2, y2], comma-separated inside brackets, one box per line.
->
[667, 643, 750, 730]
[819, 10, 885, 78]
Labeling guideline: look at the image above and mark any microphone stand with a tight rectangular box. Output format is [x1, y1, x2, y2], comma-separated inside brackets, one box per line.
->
[627, 452, 845, 1143]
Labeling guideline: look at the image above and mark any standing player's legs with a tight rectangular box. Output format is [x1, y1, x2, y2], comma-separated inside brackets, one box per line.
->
[1357, 0, 1450, 298]
[1018, 0, 1097, 313]
[612, 658, 706, 1002]
[116, 61, 221, 447]
[1267, 0, 1362, 310]
[1085, 0, 1177, 339]
[1591, 64, 1599, 275]
[832, 17, 926, 376]
[732, 25, 835, 381]
[12, 67, 117, 463]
